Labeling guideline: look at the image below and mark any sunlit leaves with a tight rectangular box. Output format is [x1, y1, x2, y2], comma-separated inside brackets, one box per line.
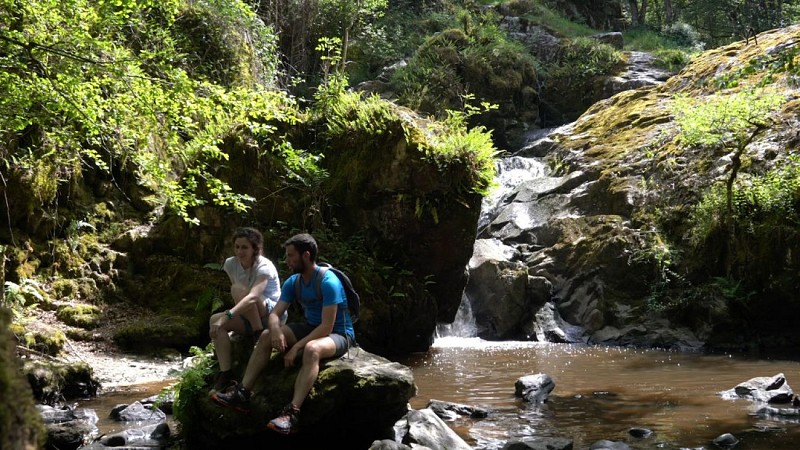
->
[672, 89, 785, 148]
[0, 0, 294, 224]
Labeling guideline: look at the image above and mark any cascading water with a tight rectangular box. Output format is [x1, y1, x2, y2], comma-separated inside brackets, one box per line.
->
[434, 292, 477, 339]
[435, 129, 554, 342]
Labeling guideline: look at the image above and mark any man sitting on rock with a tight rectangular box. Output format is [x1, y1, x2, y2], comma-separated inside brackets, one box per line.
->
[210, 233, 356, 435]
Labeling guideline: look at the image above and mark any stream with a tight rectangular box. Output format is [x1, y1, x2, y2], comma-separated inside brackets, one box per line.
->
[77, 339, 800, 450]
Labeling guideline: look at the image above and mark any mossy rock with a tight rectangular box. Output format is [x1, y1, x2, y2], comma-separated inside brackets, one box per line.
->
[0, 307, 46, 450]
[177, 347, 415, 449]
[51, 278, 80, 299]
[10, 322, 67, 356]
[64, 327, 101, 342]
[113, 315, 204, 352]
[56, 304, 102, 329]
[22, 360, 100, 404]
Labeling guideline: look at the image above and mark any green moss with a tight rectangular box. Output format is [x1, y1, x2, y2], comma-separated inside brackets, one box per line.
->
[22, 359, 98, 403]
[0, 308, 46, 449]
[50, 241, 88, 278]
[64, 327, 98, 342]
[51, 278, 80, 299]
[12, 324, 67, 356]
[113, 315, 202, 351]
[56, 304, 102, 329]
[75, 277, 101, 303]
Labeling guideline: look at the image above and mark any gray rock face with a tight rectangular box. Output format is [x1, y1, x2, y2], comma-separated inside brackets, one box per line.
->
[515, 373, 555, 404]
[392, 408, 472, 450]
[592, 32, 624, 49]
[110, 401, 166, 422]
[720, 373, 794, 403]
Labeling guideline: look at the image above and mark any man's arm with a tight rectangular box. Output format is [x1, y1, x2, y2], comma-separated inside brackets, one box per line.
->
[281, 304, 337, 367]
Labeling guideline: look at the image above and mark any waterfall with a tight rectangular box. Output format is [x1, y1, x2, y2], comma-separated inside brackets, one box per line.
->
[434, 292, 477, 338]
[435, 128, 558, 342]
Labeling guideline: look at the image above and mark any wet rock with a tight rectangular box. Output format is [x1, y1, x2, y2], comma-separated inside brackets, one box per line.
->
[45, 419, 96, 450]
[713, 432, 739, 448]
[110, 401, 166, 422]
[628, 427, 653, 438]
[501, 436, 573, 450]
[720, 373, 794, 403]
[427, 399, 489, 420]
[589, 440, 631, 449]
[392, 408, 471, 450]
[514, 373, 555, 404]
[369, 439, 416, 450]
[98, 421, 171, 447]
[140, 390, 175, 415]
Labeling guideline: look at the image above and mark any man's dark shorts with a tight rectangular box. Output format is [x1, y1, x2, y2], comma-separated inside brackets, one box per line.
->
[287, 322, 354, 357]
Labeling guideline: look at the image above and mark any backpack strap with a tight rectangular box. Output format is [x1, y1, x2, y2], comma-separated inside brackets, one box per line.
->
[314, 266, 329, 301]
[295, 267, 329, 302]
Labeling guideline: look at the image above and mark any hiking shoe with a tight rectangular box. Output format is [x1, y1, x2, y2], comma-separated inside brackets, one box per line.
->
[210, 370, 233, 393]
[266, 403, 300, 435]
[210, 383, 251, 413]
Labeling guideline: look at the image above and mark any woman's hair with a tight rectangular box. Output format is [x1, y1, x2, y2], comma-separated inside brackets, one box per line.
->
[232, 227, 263, 256]
[283, 233, 317, 261]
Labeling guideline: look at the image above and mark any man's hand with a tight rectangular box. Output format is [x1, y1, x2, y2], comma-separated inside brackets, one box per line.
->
[271, 331, 287, 353]
[283, 345, 300, 368]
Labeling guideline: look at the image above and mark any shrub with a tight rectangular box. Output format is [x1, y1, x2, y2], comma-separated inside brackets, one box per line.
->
[653, 48, 691, 72]
[662, 22, 705, 50]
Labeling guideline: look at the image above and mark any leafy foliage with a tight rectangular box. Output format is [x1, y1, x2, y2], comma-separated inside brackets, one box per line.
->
[547, 37, 624, 81]
[688, 157, 800, 247]
[0, 0, 295, 225]
[390, 4, 539, 121]
[422, 98, 499, 197]
[672, 89, 784, 148]
[171, 344, 215, 424]
[3, 279, 44, 319]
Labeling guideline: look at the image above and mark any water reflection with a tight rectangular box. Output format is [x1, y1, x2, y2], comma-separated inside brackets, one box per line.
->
[394, 339, 800, 450]
[79, 340, 800, 449]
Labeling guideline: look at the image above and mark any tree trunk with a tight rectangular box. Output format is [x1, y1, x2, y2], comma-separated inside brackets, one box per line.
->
[340, 26, 350, 73]
[638, 0, 648, 26]
[664, 0, 674, 25]
[628, 0, 640, 26]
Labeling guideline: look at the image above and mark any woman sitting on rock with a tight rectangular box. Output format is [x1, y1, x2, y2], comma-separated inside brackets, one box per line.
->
[208, 227, 286, 392]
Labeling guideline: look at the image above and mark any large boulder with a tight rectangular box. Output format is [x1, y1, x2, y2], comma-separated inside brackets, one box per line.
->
[0, 307, 46, 450]
[178, 347, 417, 449]
[478, 25, 800, 352]
[122, 101, 488, 356]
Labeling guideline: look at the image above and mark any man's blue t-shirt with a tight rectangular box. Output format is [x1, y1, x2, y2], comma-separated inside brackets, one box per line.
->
[279, 267, 355, 340]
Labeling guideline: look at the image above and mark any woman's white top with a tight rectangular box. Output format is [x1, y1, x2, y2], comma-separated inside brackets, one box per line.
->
[223, 255, 281, 303]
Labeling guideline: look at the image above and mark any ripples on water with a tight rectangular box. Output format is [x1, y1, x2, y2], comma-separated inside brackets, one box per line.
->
[81, 339, 800, 450]
[395, 338, 800, 450]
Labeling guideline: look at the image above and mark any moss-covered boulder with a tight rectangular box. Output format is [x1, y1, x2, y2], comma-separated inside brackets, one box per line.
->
[121, 93, 493, 356]
[481, 24, 800, 352]
[113, 314, 205, 352]
[56, 304, 102, 329]
[10, 321, 67, 356]
[0, 307, 46, 450]
[176, 346, 416, 449]
[22, 360, 99, 404]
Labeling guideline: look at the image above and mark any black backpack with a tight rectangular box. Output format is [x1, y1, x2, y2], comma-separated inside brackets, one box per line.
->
[294, 262, 360, 324]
